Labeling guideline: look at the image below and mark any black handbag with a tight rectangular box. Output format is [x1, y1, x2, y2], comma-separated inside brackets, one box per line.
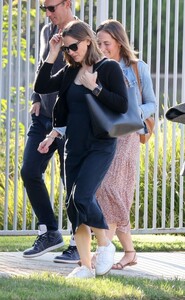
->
[86, 85, 144, 139]
[166, 103, 185, 124]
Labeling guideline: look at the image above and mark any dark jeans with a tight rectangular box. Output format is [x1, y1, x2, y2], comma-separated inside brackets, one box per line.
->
[21, 114, 65, 231]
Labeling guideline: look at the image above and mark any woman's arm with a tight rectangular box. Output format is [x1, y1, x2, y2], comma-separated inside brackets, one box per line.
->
[139, 61, 157, 120]
[34, 62, 66, 94]
[97, 60, 128, 113]
[33, 33, 65, 94]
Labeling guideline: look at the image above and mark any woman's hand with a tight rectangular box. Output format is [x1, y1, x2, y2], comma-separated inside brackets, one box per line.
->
[46, 32, 63, 63]
[79, 71, 98, 91]
[38, 137, 53, 154]
[38, 131, 58, 154]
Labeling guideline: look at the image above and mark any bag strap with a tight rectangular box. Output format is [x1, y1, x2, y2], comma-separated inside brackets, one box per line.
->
[94, 58, 107, 72]
[132, 62, 142, 96]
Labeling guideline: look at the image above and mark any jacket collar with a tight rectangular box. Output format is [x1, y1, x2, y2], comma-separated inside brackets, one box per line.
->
[119, 58, 127, 70]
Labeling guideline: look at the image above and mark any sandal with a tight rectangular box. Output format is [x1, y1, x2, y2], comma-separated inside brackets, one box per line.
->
[112, 251, 137, 270]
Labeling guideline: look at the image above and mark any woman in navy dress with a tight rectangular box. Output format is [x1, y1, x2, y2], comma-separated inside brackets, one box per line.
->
[35, 20, 128, 278]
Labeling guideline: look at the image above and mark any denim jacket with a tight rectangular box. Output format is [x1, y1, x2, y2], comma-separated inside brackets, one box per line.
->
[119, 59, 156, 122]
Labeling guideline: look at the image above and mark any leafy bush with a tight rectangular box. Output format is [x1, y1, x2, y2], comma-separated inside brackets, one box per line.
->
[131, 119, 185, 229]
[0, 110, 184, 230]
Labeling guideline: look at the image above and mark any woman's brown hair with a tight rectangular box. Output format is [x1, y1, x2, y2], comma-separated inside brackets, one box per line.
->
[96, 19, 138, 66]
[62, 20, 103, 67]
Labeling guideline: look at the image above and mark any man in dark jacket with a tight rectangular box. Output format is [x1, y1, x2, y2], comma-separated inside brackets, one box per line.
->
[21, 0, 79, 264]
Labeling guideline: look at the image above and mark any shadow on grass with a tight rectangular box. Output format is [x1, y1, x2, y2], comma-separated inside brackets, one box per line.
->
[0, 273, 184, 300]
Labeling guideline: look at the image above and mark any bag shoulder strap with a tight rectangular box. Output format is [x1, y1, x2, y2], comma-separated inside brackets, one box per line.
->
[132, 62, 142, 96]
[94, 58, 108, 72]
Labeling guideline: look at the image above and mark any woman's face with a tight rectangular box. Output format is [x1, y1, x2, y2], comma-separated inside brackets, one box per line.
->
[63, 35, 90, 64]
[97, 30, 121, 62]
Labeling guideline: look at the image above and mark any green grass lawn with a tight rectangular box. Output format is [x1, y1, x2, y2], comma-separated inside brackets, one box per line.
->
[0, 234, 185, 300]
[0, 273, 184, 300]
[0, 234, 185, 252]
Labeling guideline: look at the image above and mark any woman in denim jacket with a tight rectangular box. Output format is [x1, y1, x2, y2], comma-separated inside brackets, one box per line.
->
[96, 19, 156, 270]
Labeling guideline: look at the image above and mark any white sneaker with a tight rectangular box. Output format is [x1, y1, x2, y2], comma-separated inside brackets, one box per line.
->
[66, 266, 95, 279]
[95, 242, 115, 276]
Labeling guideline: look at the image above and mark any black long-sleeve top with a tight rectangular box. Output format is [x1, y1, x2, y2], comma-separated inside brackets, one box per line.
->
[34, 58, 128, 127]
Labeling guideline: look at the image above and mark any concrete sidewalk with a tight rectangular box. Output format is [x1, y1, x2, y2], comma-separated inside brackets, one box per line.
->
[0, 251, 185, 280]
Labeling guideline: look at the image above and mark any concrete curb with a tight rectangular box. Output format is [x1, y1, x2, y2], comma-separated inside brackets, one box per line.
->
[0, 252, 185, 280]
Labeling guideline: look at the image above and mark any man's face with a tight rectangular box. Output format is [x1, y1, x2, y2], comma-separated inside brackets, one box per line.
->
[42, 0, 68, 27]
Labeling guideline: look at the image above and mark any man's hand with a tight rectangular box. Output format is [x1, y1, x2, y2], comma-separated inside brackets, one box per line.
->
[30, 102, 41, 116]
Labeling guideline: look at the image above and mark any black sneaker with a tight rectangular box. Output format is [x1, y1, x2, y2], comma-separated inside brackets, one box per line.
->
[54, 246, 80, 264]
[23, 230, 64, 258]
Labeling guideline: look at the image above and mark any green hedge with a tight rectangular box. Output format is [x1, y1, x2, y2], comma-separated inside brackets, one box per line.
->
[0, 111, 184, 230]
[131, 119, 185, 229]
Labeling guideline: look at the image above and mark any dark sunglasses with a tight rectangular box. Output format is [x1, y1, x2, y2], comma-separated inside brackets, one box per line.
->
[40, 1, 65, 13]
[62, 41, 81, 53]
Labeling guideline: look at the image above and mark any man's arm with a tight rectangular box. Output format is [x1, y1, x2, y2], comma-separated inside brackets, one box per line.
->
[30, 23, 54, 116]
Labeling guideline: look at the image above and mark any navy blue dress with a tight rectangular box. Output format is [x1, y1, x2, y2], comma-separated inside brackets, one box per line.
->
[64, 82, 117, 234]
[34, 59, 128, 234]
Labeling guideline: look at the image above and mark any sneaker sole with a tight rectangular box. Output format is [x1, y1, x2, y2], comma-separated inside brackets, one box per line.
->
[53, 259, 80, 264]
[23, 241, 64, 258]
[96, 265, 112, 276]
